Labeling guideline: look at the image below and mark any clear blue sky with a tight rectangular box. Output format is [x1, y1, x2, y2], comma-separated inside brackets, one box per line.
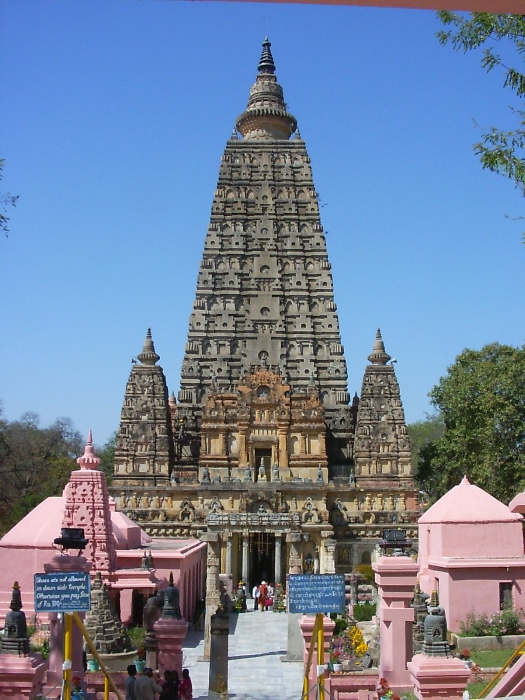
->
[1, 0, 524, 449]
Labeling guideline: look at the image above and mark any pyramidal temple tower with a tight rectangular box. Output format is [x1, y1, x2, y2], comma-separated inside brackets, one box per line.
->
[177, 38, 353, 472]
[112, 40, 418, 580]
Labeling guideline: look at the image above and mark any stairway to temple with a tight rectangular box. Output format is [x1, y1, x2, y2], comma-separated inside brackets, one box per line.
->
[182, 608, 304, 699]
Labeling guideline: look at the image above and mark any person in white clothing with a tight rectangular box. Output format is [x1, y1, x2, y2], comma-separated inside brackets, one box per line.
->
[252, 584, 259, 611]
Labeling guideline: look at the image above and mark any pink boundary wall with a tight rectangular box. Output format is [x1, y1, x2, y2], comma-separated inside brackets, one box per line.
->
[0, 433, 206, 627]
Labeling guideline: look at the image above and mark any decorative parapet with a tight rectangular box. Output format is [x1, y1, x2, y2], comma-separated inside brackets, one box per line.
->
[207, 512, 301, 528]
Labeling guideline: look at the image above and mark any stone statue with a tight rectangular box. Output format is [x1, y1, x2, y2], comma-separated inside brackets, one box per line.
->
[143, 592, 164, 634]
[1, 582, 29, 655]
[202, 467, 211, 483]
[162, 572, 182, 619]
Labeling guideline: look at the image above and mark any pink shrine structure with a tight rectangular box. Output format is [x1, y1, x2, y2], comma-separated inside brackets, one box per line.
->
[418, 476, 525, 633]
[0, 432, 206, 627]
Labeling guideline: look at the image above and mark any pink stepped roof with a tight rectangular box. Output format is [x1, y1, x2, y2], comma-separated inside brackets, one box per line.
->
[419, 476, 522, 524]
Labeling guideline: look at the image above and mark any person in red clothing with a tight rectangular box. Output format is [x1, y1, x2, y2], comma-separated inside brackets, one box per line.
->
[179, 668, 193, 700]
[259, 581, 268, 611]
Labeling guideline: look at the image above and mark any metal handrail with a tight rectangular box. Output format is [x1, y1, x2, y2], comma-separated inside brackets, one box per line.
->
[478, 638, 525, 698]
[72, 611, 123, 700]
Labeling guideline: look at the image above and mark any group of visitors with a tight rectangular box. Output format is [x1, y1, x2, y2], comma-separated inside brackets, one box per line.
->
[126, 665, 193, 700]
[251, 581, 274, 611]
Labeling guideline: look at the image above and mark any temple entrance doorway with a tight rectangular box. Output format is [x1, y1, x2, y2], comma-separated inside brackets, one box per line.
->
[254, 448, 272, 482]
[250, 532, 274, 587]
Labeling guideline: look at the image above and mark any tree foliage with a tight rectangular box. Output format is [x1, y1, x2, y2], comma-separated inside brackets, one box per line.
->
[437, 12, 525, 220]
[97, 431, 116, 485]
[417, 343, 525, 504]
[0, 159, 18, 237]
[0, 408, 83, 535]
[407, 413, 445, 471]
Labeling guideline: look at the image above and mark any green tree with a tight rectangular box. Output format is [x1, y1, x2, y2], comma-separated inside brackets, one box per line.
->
[98, 431, 116, 485]
[0, 410, 82, 534]
[407, 413, 445, 471]
[419, 343, 525, 503]
[0, 159, 18, 237]
[437, 12, 525, 223]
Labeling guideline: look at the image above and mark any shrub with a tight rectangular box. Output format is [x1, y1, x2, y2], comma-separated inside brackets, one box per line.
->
[459, 608, 525, 637]
[352, 602, 376, 622]
[127, 626, 146, 649]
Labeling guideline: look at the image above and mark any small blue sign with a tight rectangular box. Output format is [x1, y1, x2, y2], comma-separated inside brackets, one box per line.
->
[288, 574, 346, 614]
[34, 572, 91, 612]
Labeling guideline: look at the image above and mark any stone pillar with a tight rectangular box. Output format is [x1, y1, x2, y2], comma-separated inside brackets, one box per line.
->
[274, 534, 282, 585]
[43, 554, 91, 694]
[202, 533, 221, 660]
[287, 533, 302, 574]
[238, 425, 248, 468]
[278, 428, 288, 468]
[120, 588, 133, 625]
[242, 532, 249, 586]
[209, 610, 230, 698]
[299, 615, 335, 696]
[154, 616, 189, 678]
[225, 535, 233, 577]
[373, 555, 419, 693]
[322, 535, 336, 574]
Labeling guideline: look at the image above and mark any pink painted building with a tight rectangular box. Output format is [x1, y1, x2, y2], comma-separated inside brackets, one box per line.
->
[0, 433, 206, 627]
[418, 476, 525, 633]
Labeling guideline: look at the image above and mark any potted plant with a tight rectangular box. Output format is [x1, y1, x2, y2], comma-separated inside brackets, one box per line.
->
[330, 636, 344, 671]
[135, 647, 146, 673]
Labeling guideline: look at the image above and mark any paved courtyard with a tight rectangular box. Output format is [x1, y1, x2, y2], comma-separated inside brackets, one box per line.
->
[182, 608, 304, 700]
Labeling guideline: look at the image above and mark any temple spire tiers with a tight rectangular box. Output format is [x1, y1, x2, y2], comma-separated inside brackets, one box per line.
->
[113, 329, 175, 487]
[354, 330, 413, 488]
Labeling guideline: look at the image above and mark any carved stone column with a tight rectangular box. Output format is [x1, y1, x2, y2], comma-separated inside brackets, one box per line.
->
[287, 532, 302, 574]
[278, 428, 288, 468]
[274, 534, 282, 585]
[238, 424, 248, 468]
[202, 532, 221, 660]
[322, 535, 336, 574]
[242, 531, 249, 585]
[225, 534, 233, 577]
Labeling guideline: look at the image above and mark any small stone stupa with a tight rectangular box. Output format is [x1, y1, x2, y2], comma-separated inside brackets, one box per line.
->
[1, 582, 29, 656]
[83, 572, 133, 655]
[0, 582, 47, 700]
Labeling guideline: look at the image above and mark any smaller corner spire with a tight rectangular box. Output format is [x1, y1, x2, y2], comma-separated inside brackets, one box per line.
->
[77, 431, 102, 470]
[137, 328, 160, 365]
[368, 328, 391, 365]
[258, 37, 275, 74]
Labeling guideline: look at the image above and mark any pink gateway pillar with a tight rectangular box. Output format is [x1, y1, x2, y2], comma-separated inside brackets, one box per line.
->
[373, 555, 419, 692]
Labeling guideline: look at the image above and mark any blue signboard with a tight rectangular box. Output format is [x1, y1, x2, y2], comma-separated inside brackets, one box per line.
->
[288, 574, 346, 614]
[34, 572, 91, 612]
